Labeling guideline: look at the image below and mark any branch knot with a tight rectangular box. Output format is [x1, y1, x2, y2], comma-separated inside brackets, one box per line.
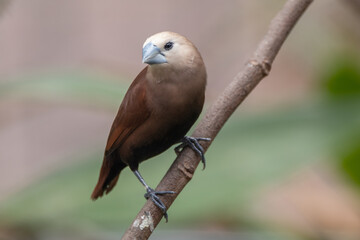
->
[249, 59, 272, 76]
[177, 161, 195, 180]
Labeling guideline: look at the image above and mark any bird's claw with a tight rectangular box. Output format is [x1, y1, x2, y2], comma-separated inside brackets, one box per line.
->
[144, 187, 175, 222]
[174, 136, 211, 169]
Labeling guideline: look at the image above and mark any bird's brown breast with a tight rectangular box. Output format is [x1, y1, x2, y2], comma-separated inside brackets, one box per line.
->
[117, 66, 205, 169]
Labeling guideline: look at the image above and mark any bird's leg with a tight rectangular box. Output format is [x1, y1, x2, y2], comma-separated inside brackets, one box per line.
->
[174, 136, 211, 169]
[133, 170, 175, 222]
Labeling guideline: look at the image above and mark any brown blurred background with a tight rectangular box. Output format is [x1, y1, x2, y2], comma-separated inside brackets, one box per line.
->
[1, 0, 360, 239]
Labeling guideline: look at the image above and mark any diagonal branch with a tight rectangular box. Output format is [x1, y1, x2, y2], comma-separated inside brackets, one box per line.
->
[122, 0, 314, 239]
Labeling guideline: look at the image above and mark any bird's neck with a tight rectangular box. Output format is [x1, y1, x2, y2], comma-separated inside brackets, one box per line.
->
[146, 64, 198, 85]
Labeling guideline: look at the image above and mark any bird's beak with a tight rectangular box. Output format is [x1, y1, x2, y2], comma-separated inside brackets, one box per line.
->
[142, 42, 167, 65]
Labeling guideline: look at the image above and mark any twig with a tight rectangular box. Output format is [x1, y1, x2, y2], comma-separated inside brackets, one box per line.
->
[121, 0, 313, 239]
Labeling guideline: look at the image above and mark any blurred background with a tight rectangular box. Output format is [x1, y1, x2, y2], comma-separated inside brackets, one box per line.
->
[1, 0, 360, 239]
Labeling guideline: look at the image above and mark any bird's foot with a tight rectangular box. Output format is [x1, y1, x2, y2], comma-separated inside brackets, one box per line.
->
[174, 136, 211, 169]
[144, 187, 175, 222]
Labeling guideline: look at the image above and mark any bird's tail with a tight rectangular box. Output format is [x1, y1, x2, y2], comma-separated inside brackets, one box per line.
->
[91, 156, 126, 200]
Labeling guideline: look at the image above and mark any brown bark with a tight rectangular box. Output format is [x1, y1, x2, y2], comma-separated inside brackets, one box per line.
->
[122, 0, 314, 239]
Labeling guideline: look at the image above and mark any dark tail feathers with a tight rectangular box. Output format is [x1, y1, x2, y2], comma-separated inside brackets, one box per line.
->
[91, 157, 126, 200]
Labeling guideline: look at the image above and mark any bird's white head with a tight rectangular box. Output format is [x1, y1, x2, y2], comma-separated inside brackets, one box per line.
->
[142, 31, 203, 70]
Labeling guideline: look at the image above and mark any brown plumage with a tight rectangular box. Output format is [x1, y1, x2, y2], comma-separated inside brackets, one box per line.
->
[91, 31, 208, 220]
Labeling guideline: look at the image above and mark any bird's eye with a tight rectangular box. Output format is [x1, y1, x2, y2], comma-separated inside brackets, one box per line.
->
[164, 41, 173, 51]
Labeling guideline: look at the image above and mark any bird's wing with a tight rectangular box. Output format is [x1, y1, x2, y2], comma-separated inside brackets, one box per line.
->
[105, 67, 151, 157]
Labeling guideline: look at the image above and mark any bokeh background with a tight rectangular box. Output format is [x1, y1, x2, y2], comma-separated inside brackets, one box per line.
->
[1, 0, 360, 239]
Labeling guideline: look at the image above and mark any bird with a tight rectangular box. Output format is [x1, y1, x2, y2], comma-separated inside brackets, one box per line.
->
[91, 31, 209, 221]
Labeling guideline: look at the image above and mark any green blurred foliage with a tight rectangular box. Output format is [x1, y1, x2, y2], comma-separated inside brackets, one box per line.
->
[339, 132, 360, 188]
[319, 52, 360, 189]
[0, 71, 129, 109]
[320, 53, 360, 98]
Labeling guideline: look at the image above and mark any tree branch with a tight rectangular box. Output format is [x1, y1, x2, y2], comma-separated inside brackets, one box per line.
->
[122, 0, 313, 239]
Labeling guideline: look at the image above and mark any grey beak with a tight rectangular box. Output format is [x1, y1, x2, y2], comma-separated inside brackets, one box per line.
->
[142, 42, 167, 65]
